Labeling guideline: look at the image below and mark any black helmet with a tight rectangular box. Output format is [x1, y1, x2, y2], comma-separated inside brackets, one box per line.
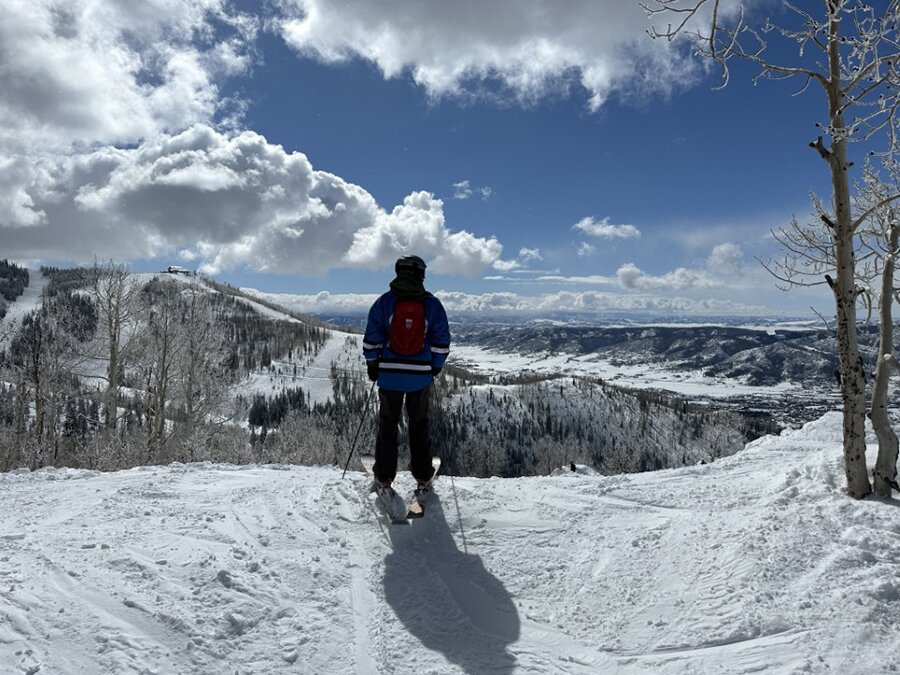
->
[395, 255, 427, 280]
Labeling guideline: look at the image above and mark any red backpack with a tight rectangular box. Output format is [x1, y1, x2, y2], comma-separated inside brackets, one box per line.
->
[389, 300, 427, 355]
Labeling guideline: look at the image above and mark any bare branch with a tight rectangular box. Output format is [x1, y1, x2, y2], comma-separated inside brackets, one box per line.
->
[851, 192, 900, 231]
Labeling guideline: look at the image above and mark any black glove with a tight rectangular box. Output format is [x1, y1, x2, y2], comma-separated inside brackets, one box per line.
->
[367, 360, 379, 382]
[431, 366, 442, 377]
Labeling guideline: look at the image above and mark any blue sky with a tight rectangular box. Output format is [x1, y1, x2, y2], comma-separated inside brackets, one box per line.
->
[0, 1, 854, 317]
[232, 28, 827, 299]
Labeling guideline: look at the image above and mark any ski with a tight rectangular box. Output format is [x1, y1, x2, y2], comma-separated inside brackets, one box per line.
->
[406, 457, 441, 519]
[359, 455, 409, 524]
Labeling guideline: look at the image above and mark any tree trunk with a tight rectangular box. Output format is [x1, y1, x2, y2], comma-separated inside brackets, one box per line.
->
[147, 305, 172, 464]
[48, 386, 59, 464]
[831, 194, 871, 498]
[29, 318, 45, 467]
[871, 226, 899, 497]
[11, 370, 27, 469]
[106, 309, 119, 430]
[153, 369, 168, 463]
[148, 359, 169, 463]
[88, 263, 135, 433]
[826, 9, 871, 499]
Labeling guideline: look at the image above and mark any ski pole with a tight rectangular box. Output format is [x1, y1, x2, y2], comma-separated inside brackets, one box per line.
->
[341, 380, 377, 479]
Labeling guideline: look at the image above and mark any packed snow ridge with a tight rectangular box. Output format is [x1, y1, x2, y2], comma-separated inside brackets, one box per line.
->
[1, 413, 899, 674]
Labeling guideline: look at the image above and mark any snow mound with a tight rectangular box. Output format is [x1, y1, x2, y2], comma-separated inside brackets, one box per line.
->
[549, 463, 600, 476]
[1, 415, 898, 673]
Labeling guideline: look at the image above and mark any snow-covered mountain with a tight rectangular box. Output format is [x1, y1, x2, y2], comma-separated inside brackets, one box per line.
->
[181, 283, 843, 410]
[455, 323, 845, 387]
[440, 322, 886, 426]
[2, 269, 783, 476]
[1, 412, 897, 674]
[255, 288, 846, 419]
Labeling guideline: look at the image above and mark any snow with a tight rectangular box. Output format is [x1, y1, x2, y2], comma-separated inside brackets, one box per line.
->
[237, 331, 362, 409]
[0, 270, 47, 352]
[2, 413, 899, 674]
[450, 344, 798, 399]
[230, 294, 304, 324]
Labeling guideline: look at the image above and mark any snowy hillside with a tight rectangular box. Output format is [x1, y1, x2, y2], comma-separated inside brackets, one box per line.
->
[0, 269, 46, 352]
[453, 323, 842, 388]
[2, 413, 898, 674]
[240, 332, 361, 408]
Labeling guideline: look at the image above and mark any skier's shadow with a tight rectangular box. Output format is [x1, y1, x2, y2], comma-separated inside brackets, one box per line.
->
[382, 494, 519, 674]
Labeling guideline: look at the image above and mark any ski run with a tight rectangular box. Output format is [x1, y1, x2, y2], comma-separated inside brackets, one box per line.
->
[1, 412, 899, 674]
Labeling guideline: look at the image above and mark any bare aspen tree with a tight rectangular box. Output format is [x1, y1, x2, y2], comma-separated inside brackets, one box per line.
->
[15, 312, 49, 467]
[136, 277, 233, 464]
[138, 279, 185, 464]
[171, 280, 230, 461]
[534, 436, 571, 476]
[40, 307, 81, 466]
[854, 162, 900, 496]
[83, 261, 140, 431]
[269, 409, 340, 465]
[7, 294, 87, 468]
[644, 0, 900, 498]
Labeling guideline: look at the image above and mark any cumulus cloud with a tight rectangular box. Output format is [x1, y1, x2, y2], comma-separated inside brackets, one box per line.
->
[244, 289, 380, 314]
[0, 1, 257, 154]
[616, 263, 723, 291]
[345, 191, 502, 276]
[491, 247, 544, 272]
[0, 1, 743, 295]
[453, 180, 473, 199]
[0, 1, 510, 279]
[574, 216, 641, 240]
[519, 247, 543, 262]
[274, 0, 703, 110]
[1, 126, 503, 276]
[439, 290, 764, 316]
[452, 179, 492, 200]
[615, 243, 748, 292]
[247, 288, 770, 317]
[0, 157, 44, 228]
[536, 274, 618, 285]
[438, 289, 770, 316]
[706, 242, 743, 274]
[577, 242, 597, 257]
[492, 260, 521, 272]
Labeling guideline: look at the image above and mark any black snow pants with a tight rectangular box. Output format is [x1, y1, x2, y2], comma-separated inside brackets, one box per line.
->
[373, 387, 434, 485]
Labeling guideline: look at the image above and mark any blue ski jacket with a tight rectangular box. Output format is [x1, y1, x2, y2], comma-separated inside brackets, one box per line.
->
[363, 291, 451, 392]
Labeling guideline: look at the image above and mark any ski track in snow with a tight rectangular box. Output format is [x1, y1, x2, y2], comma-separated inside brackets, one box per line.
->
[2, 413, 900, 674]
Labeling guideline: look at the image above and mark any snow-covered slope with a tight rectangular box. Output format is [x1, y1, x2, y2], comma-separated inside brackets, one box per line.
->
[454, 323, 842, 388]
[240, 331, 361, 407]
[0, 269, 46, 352]
[451, 343, 799, 400]
[1, 414, 898, 674]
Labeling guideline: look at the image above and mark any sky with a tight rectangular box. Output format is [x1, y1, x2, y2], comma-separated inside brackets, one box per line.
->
[0, 0, 866, 318]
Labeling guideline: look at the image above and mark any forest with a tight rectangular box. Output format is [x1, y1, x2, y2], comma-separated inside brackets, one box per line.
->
[0, 259, 29, 319]
[0, 265, 328, 472]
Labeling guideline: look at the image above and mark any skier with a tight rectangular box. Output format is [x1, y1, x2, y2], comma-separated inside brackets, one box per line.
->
[363, 255, 450, 505]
